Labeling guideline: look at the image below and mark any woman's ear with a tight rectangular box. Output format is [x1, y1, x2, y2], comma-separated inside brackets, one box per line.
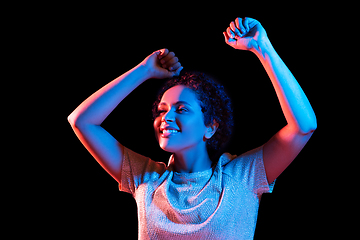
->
[205, 120, 219, 139]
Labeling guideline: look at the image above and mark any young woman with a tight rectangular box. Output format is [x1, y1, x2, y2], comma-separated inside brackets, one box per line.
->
[68, 17, 317, 239]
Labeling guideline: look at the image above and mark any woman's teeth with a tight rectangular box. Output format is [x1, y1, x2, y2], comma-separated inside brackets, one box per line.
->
[163, 129, 179, 134]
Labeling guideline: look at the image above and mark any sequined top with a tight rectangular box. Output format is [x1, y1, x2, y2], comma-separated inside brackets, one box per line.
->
[119, 146, 275, 240]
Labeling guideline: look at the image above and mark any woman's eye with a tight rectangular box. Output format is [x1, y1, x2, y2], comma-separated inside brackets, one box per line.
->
[157, 109, 166, 115]
[176, 107, 187, 113]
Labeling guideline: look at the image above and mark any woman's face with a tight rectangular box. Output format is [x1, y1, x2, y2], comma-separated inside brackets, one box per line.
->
[153, 85, 208, 153]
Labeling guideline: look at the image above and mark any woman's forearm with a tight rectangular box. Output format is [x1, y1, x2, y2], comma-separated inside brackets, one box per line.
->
[252, 40, 317, 134]
[68, 49, 183, 128]
[68, 64, 150, 127]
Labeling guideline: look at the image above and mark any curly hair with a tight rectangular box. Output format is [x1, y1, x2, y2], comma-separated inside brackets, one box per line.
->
[152, 72, 234, 162]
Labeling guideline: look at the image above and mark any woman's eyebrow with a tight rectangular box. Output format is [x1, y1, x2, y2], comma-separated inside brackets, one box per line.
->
[175, 101, 191, 106]
[159, 101, 192, 107]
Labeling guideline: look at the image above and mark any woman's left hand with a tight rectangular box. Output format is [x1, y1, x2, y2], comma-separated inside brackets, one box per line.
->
[140, 48, 183, 79]
[223, 17, 268, 52]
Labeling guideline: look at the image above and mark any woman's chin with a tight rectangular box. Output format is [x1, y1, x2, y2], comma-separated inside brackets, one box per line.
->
[159, 140, 181, 153]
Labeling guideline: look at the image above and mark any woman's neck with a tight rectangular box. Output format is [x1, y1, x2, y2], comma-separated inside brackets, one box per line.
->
[173, 144, 212, 173]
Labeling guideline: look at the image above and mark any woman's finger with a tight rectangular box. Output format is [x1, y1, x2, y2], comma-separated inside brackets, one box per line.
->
[158, 48, 169, 60]
[160, 51, 175, 65]
[226, 27, 235, 39]
[162, 56, 178, 69]
[230, 21, 241, 37]
[173, 66, 183, 77]
[235, 17, 246, 34]
[243, 17, 250, 32]
[169, 62, 181, 71]
[223, 31, 229, 42]
[223, 31, 236, 45]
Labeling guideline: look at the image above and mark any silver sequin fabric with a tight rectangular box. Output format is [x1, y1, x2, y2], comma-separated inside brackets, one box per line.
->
[120, 146, 275, 239]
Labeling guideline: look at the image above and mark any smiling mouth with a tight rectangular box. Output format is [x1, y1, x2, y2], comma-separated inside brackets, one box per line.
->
[161, 129, 180, 138]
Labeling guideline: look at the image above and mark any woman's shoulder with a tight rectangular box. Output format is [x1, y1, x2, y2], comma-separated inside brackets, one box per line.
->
[219, 146, 263, 174]
[218, 145, 274, 195]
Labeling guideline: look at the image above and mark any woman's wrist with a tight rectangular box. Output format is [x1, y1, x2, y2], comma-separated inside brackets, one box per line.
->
[251, 38, 274, 60]
[134, 62, 154, 82]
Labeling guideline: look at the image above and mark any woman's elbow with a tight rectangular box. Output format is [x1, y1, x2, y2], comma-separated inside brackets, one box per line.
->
[67, 113, 75, 126]
[67, 112, 83, 128]
[300, 117, 317, 135]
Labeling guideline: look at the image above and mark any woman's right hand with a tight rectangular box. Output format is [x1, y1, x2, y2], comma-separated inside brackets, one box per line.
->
[141, 48, 183, 79]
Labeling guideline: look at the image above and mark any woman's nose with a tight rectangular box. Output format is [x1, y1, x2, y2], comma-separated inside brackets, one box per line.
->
[162, 110, 175, 122]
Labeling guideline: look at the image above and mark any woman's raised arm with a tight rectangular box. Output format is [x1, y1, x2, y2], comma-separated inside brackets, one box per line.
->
[67, 49, 183, 183]
[224, 17, 317, 183]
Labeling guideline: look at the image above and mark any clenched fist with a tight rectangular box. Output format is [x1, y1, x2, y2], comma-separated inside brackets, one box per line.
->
[223, 17, 268, 52]
[141, 48, 183, 79]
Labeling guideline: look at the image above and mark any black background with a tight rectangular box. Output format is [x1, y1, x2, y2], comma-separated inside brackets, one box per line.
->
[29, 3, 344, 239]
